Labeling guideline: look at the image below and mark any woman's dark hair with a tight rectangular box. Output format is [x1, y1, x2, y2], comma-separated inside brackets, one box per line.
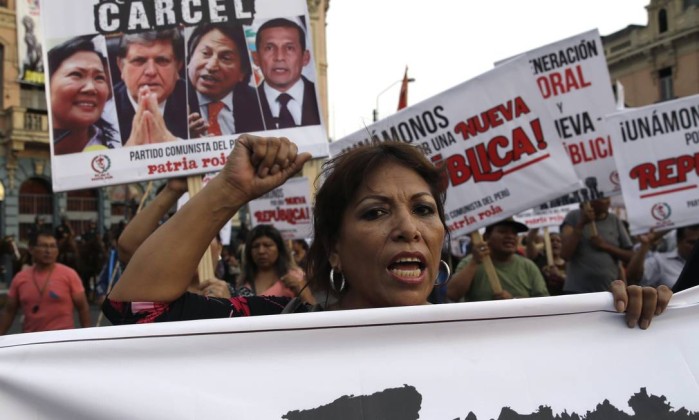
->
[239, 224, 293, 289]
[187, 23, 252, 84]
[48, 35, 117, 142]
[306, 142, 449, 296]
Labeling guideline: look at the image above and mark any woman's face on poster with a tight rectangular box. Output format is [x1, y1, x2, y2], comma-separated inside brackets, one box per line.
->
[50, 51, 109, 130]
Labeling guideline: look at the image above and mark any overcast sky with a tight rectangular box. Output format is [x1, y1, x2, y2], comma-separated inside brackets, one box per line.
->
[325, 0, 650, 140]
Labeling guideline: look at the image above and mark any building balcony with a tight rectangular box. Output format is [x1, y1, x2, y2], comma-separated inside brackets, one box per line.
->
[0, 107, 49, 151]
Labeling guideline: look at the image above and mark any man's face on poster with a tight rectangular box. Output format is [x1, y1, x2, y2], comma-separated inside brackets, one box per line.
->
[254, 26, 309, 92]
[118, 39, 182, 104]
[188, 29, 245, 101]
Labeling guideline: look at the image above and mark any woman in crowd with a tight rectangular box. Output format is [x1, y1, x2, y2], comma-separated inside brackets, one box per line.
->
[526, 228, 567, 295]
[104, 136, 671, 329]
[236, 224, 311, 302]
[48, 35, 119, 155]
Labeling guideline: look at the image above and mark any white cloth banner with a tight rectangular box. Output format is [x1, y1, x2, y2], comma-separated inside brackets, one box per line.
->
[249, 176, 313, 240]
[42, 0, 329, 192]
[330, 59, 580, 237]
[605, 94, 699, 235]
[499, 30, 621, 207]
[1, 289, 699, 419]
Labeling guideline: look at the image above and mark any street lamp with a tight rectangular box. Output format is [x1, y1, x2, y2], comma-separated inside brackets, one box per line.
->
[373, 77, 416, 122]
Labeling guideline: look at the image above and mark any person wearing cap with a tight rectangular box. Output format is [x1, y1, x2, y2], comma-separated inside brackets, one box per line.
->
[560, 198, 633, 293]
[252, 18, 321, 129]
[447, 218, 549, 302]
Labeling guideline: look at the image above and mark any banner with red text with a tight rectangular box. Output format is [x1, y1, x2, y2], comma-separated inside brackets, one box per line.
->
[249, 176, 313, 240]
[42, 0, 328, 192]
[514, 204, 578, 230]
[605, 95, 699, 235]
[330, 59, 580, 237]
[497, 30, 621, 208]
[1, 289, 699, 419]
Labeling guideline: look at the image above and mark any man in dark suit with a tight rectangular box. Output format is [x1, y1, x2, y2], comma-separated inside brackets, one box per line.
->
[253, 18, 321, 130]
[187, 24, 264, 138]
[113, 29, 188, 145]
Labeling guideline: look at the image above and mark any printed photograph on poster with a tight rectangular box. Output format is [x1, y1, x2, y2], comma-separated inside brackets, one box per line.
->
[17, 0, 44, 85]
[41, 0, 329, 192]
[46, 34, 122, 155]
[244, 16, 322, 130]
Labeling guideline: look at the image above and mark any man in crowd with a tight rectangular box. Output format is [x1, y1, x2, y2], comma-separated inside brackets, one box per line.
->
[253, 18, 321, 129]
[0, 231, 90, 334]
[187, 24, 264, 138]
[560, 198, 634, 293]
[113, 29, 187, 145]
[626, 225, 699, 288]
[447, 218, 549, 302]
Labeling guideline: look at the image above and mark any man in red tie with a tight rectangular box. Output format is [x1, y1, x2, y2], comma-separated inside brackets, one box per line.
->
[187, 24, 264, 138]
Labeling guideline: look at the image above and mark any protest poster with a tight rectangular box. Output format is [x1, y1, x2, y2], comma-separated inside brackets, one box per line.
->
[498, 30, 621, 209]
[248, 176, 312, 240]
[1, 288, 699, 419]
[41, 0, 329, 192]
[514, 204, 578, 230]
[330, 59, 581, 237]
[605, 95, 699, 235]
[17, 0, 45, 85]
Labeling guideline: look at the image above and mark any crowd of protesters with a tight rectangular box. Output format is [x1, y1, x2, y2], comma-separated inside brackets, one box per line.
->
[1, 181, 694, 335]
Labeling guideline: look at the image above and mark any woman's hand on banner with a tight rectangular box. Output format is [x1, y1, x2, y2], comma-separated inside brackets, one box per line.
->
[610, 280, 672, 329]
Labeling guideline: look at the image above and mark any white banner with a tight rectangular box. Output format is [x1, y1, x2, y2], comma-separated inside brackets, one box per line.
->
[330, 59, 580, 237]
[606, 95, 699, 235]
[16, 0, 44, 85]
[1, 288, 699, 419]
[42, 0, 328, 192]
[514, 204, 578, 229]
[249, 176, 313, 240]
[499, 30, 621, 207]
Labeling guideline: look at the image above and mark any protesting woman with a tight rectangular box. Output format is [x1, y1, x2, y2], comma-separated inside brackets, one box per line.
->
[104, 136, 671, 328]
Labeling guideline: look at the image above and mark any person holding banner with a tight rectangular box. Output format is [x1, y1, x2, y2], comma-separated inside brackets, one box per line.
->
[112, 29, 188, 145]
[103, 138, 670, 330]
[186, 23, 265, 138]
[253, 18, 321, 129]
[525, 229, 566, 295]
[626, 225, 699, 289]
[560, 198, 634, 294]
[48, 35, 120, 155]
[447, 219, 549, 302]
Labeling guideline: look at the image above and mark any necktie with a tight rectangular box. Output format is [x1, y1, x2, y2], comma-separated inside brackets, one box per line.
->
[276, 93, 296, 128]
[207, 101, 225, 136]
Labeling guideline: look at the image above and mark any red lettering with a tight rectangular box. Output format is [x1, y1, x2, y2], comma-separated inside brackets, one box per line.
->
[454, 97, 532, 140]
[629, 153, 699, 190]
[536, 65, 593, 99]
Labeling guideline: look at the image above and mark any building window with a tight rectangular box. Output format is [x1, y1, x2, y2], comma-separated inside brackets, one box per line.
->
[659, 67, 674, 101]
[18, 178, 54, 243]
[658, 9, 668, 33]
[684, 0, 699, 10]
